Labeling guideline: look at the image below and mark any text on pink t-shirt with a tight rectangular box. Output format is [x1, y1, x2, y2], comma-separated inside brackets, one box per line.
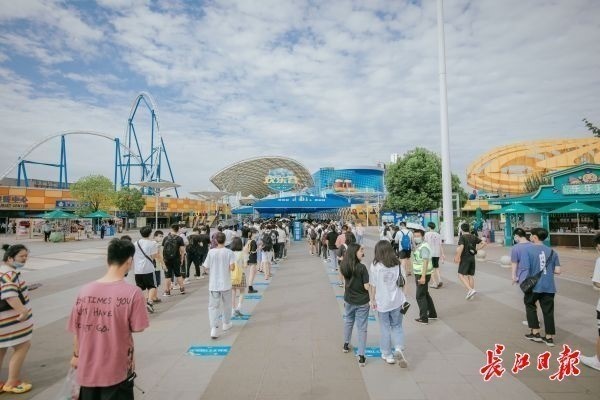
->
[67, 280, 149, 387]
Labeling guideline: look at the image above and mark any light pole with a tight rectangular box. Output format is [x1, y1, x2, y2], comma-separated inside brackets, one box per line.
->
[134, 181, 180, 229]
[437, 0, 454, 244]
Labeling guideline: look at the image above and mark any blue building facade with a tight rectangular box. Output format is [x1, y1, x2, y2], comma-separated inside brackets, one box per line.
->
[310, 167, 385, 199]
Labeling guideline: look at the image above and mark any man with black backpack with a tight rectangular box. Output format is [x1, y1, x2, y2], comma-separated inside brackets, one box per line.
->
[308, 224, 318, 255]
[162, 224, 186, 296]
[454, 223, 486, 300]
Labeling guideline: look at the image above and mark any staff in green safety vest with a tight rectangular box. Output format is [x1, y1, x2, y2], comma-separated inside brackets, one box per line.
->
[412, 229, 438, 325]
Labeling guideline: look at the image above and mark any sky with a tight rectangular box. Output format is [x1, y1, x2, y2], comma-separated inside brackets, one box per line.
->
[0, 0, 599, 197]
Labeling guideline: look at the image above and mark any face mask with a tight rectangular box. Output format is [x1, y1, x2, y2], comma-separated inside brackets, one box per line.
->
[414, 238, 423, 245]
[12, 261, 25, 269]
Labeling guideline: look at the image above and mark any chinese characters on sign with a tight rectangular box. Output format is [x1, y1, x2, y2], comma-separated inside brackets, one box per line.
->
[0, 195, 28, 209]
[480, 344, 580, 382]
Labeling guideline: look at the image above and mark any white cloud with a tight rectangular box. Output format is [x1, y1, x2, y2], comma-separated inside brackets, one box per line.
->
[0, 0, 599, 196]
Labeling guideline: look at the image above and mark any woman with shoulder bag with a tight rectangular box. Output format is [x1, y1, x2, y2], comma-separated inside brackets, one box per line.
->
[340, 243, 373, 367]
[0, 244, 34, 394]
[369, 241, 409, 367]
[230, 238, 247, 317]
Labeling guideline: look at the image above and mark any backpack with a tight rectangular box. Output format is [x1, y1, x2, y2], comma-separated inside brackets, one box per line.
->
[262, 232, 273, 251]
[400, 231, 411, 251]
[309, 228, 317, 240]
[163, 234, 180, 260]
[464, 234, 478, 256]
[187, 235, 202, 255]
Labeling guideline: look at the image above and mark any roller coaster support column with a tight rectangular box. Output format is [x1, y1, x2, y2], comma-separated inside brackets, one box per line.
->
[58, 135, 68, 189]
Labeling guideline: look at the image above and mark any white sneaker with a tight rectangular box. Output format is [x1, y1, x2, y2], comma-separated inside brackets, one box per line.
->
[210, 327, 219, 339]
[381, 354, 396, 364]
[196, 275, 204, 280]
[184, 278, 190, 284]
[580, 355, 600, 371]
[466, 289, 476, 300]
[222, 322, 233, 331]
[395, 348, 408, 368]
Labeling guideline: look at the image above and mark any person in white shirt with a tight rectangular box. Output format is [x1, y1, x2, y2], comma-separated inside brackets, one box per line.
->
[133, 226, 159, 313]
[276, 223, 287, 260]
[424, 222, 445, 289]
[355, 222, 365, 245]
[580, 233, 600, 371]
[203, 232, 236, 339]
[369, 240, 409, 367]
[223, 226, 235, 248]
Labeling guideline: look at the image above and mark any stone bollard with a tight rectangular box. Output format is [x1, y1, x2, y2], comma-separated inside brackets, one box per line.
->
[499, 255, 511, 268]
[475, 249, 486, 261]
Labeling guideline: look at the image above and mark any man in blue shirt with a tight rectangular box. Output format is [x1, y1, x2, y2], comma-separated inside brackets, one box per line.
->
[519, 228, 561, 347]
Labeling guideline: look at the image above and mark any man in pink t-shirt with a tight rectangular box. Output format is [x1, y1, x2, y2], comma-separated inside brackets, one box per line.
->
[68, 238, 149, 400]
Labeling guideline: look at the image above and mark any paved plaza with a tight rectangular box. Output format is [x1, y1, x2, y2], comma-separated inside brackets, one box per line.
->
[1, 227, 598, 400]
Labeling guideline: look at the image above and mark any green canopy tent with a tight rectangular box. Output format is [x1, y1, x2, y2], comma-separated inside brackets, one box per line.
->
[34, 209, 77, 242]
[84, 210, 113, 236]
[488, 203, 544, 215]
[549, 202, 600, 250]
[489, 203, 545, 246]
[84, 210, 112, 219]
[38, 209, 78, 219]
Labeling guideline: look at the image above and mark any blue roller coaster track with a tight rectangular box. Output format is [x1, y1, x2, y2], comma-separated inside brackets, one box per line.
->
[0, 92, 179, 197]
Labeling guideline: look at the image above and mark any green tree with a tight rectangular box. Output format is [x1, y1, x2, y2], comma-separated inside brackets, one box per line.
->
[523, 172, 551, 193]
[385, 147, 467, 212]
[115, 187, 147, 230]
[69, 175, 116, 215]
[582, 118, 600, 137]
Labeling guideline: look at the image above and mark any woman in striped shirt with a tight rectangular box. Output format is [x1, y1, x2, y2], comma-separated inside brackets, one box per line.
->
[0, 244, 33, 394]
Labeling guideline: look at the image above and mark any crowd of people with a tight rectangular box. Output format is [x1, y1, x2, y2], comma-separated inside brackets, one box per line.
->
[0, 216, 598, 397]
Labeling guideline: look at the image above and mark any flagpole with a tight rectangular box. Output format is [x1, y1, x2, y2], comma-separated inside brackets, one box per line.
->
[437, 0, 454, 244]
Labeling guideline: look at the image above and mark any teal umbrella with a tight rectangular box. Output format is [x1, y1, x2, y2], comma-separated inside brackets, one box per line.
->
[40, 209, 77, 219]
[488, 203, 543, 215]
[549, 202, 600, 250]
[84, 210, 112, 218]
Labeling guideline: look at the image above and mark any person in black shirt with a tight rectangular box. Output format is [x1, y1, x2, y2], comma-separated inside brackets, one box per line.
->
[326, 225, 339, 270]
[340, 243, 372, 367]
[246, 229, 259, 293]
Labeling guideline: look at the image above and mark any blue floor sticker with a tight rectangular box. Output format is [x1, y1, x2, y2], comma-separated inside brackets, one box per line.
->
[232, 314, 251, 321]
[244, 294, 263, 300]
[336, 295, 344, 299]
[343, 315, 376, 322]
[353, 347, 382, 358]
[328, 272, 338, 275]
[188, 346, 231, 356]
[253, 282, 270, 286]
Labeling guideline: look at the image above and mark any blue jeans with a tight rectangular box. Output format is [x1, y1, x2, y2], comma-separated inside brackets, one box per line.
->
[344, 303, 369, 356]
[377, 307, 405, 356]
[329, 252, 338, 269]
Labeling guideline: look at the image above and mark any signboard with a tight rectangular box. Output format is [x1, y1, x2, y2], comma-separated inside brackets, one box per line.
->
[265, 168, 298, 192]
[56, 200, 90, 209]
[562, 170, 600, 195]
[562, 183, 600, 195]
[0, 195, 27, 209]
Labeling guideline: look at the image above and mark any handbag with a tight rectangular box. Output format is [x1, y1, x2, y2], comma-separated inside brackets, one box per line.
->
[520, 250, 553, 294]
[0, 272, 27, 312]
[137, 241, 157, 268]
[396, 269, 405, 288]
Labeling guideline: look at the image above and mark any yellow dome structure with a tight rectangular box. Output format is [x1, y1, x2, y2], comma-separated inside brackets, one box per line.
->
[467, 138, 600, 195]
